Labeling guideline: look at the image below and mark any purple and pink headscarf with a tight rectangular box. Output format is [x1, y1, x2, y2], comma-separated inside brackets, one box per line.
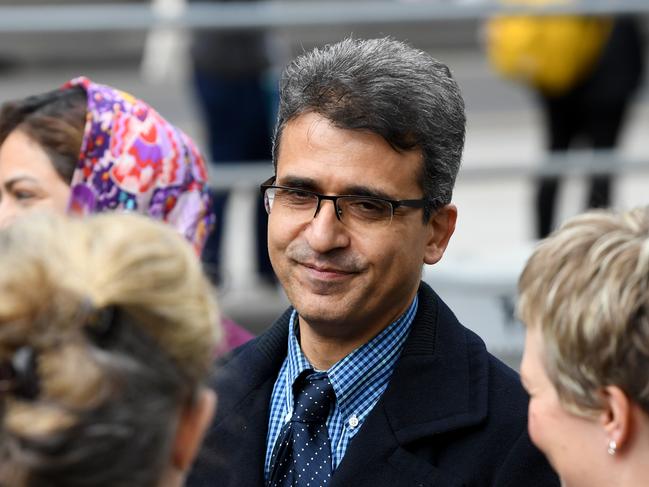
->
[63, 76, 214, 255]
[61, 77, 252, 350]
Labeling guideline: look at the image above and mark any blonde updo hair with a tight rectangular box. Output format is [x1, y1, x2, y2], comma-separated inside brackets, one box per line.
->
[518, 207, 649, 417]
[0, 212, 221, 486]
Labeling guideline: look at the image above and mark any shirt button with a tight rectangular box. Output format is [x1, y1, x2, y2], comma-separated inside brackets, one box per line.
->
[348, 415, 359, 428]
[285, 411, 292, 422]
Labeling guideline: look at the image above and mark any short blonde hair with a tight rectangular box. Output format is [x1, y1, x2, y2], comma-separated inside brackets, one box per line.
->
[518, 207, 649, 417]
[0, 212, 220, 486]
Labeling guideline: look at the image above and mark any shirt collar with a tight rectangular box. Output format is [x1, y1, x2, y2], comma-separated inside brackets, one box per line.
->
[286, 310, 312, 385]
[284, 296, 418, 416]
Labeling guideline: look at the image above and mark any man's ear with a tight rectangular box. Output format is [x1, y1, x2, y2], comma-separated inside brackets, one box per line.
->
[423, 204, 457, 265]
[599, 385, 631, 454]
[172, 388, 217, 472]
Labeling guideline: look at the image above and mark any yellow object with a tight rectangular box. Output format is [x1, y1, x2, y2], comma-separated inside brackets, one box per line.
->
[486, 3, 613, 96]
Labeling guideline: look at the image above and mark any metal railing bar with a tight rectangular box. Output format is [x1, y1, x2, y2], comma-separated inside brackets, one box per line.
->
[458, 152, 649, 181]
[0, 0, 648, 33]
[206, 152, 649, 189]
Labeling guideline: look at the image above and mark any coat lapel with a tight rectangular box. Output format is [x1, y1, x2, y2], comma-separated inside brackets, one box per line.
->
[190, 309, 293, 487]
[331, 283, 489, 486]
[191, 283, 494, 487]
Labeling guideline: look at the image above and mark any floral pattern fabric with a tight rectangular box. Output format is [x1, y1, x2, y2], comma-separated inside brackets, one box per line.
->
[64, 76, 213, 254]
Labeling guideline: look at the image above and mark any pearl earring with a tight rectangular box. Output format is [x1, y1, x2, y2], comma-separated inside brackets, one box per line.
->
[607, 439, 617, 456]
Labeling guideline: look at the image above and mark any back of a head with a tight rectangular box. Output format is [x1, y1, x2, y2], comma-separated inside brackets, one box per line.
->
[0, 212, 220, 486]
[518, 207, 649, 417]
[273, 37, 466, 218]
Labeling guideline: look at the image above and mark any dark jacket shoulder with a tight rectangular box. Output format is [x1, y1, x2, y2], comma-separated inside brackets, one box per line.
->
[188, 283, 558, 487]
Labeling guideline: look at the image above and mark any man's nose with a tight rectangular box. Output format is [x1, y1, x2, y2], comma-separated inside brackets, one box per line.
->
[304, 199, 350, 253]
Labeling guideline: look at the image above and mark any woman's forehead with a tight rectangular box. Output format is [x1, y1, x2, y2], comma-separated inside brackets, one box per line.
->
[0, 130, 59, 182]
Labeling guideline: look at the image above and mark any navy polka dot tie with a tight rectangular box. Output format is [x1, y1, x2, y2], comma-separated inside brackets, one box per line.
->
[268, 373, 335, 486]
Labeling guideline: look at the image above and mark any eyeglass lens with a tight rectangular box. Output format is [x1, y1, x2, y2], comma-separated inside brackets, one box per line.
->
[264, 187, 394, 228]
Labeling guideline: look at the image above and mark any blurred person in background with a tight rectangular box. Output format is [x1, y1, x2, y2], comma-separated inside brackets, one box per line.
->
[535, 17, 645, 238]
[0, 76, 253, 350]
[518, 206, 649, 486]
[188, 37, 558, 487]
[487, 9, 644, 238]
[190, 0, 277, 287]
[0, 212, 219, 486]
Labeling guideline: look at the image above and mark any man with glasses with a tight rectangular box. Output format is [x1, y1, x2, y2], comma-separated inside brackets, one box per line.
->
[188, 38, 558, 487]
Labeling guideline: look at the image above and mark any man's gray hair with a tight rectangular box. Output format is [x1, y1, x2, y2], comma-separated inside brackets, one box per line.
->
[272, 37, 466, 219]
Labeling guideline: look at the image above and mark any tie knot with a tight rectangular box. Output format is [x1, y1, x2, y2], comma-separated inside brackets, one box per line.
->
[292, 374, 334, 423]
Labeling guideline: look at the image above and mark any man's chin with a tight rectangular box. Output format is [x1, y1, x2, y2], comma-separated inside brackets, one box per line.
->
[291, 294, 353, 325]
[296, 311, 356, 339]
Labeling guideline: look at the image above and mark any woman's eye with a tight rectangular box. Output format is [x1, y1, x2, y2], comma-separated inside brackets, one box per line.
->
[14, 190, 36, 201]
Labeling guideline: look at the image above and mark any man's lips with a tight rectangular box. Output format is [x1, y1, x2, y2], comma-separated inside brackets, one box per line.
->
[298, 261, 359, 276]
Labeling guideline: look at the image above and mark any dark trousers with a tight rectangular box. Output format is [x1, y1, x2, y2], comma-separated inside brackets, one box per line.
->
[193, 68, 276, 284]
[536, 93, 629, 238]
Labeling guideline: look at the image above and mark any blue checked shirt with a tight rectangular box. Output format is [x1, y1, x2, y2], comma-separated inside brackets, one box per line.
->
[264, 295, 418, 479]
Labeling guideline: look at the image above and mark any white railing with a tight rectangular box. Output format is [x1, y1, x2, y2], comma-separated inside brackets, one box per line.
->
[0, 0, 647, 32]
[206, 151, 649, 189]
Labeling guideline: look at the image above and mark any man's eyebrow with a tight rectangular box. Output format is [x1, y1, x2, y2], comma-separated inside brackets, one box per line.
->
[277, 176, 395, 200]
[342, 185, 394, 200]
[276, 175, 319, 191]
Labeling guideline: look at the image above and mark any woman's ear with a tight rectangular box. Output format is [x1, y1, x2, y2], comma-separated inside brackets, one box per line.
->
[599, 385, 631, 454]
[172, 388, 217, 472]
[423, 204, 457, 265]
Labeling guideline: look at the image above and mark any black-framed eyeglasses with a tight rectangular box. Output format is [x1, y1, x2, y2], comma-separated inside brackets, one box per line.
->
[259, 176, 427, 229]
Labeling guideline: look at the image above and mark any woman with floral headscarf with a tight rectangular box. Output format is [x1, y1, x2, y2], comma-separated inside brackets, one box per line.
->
[0, 76, 253, 350]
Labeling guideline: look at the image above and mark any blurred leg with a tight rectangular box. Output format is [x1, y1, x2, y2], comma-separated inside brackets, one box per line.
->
[536, 93, 580, 238]
[202, 190, 228, 285]
[584, 101, 628, 209]
[193, 68, 275, 283]
[536, 178, 558, 238]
